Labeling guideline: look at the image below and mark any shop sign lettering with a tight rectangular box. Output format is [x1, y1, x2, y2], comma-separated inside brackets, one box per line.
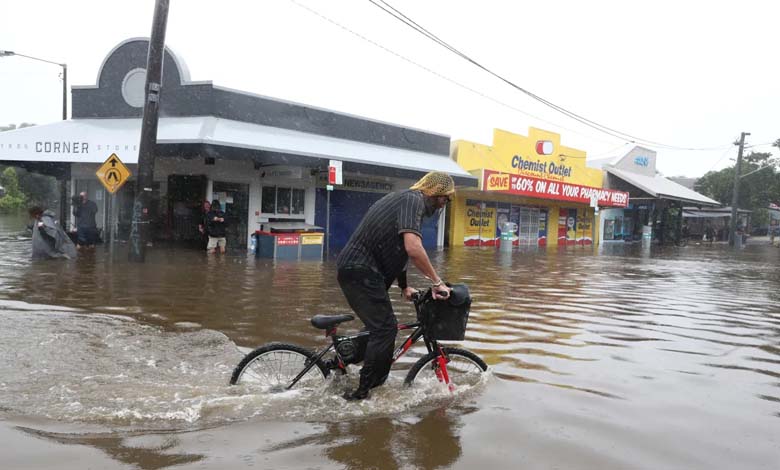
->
[484, 169, 629, 208]
[486, 173, 510, 191]
[466, 207, 493, 227]
[511, 155, 573, 181]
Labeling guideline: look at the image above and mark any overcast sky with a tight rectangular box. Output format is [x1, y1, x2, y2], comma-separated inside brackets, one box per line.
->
[1, 0, 777, 177]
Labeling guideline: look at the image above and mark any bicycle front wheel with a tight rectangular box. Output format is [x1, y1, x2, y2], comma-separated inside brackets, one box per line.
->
[230, 343, 329, 391]
[405, 347, 487, 387]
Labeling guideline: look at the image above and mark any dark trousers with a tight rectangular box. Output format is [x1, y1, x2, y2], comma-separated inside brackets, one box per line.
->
[77, 226, 99, 246]
[337, 266, 397, 389]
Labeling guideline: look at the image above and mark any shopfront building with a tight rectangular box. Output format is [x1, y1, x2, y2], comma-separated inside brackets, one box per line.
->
[589, 146, 720, 243]
[0, 38, 475, 253]
[448, 128, 629, 248]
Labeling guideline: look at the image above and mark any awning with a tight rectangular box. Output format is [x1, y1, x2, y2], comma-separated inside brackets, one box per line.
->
[607, 167, 720, 206]
[683, 207, 751, 218]
[683, 210, 731, 218]
[0, 117, 475, 183]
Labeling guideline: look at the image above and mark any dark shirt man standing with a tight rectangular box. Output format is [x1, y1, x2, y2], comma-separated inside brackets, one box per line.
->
[73, 191, 99, 248]
[206, 199, 228, 254]
[337, 171, 454, 401]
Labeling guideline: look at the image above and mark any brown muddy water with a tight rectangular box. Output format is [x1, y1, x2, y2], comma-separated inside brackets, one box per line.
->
[1, 213, 779, 469]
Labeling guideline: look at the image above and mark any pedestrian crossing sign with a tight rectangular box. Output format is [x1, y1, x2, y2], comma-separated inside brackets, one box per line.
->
[96, 153, 131, 194]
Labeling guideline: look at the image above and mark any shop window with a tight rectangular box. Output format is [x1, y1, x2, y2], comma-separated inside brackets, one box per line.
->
[277, 188, 291, 214]
[292, 188, 305, 215]
[261, 186, 276, 214]
[262, 186, 306, 216]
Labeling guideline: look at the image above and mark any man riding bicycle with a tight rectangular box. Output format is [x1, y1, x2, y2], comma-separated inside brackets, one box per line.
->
[337, 171, 454, 401]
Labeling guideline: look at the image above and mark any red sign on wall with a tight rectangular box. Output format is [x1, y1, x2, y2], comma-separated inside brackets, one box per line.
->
[484, 170, 629, 208]
[276, 234, 300, 246]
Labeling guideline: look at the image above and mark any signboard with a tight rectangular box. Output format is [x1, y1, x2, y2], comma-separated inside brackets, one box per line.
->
[265, 166, 303, 179]
[276, 234, 300, 246]
[300, 233, 324, 245]
[484, 170, 629, 208]
[328, 159, 343, 185]
[319, 174, 393, 192]
[464, 200, 496, 246]
[95, 153, 131, 193]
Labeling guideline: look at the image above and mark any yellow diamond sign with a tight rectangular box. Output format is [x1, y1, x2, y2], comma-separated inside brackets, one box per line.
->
[96, 153, 131, 194]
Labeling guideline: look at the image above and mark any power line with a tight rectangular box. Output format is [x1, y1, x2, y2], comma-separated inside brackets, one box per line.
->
[367, 0, 732, 152]
[744, 141, 777, 149]
[587, 142, 632, 159]
[286, 0, 622, 147]
[706, 146, 735, 173]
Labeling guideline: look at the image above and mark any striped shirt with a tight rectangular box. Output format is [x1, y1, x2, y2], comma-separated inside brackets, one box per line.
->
[337, 190, 427, 288]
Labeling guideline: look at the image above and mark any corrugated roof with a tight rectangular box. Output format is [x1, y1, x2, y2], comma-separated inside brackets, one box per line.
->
[607, 167, 720, 206]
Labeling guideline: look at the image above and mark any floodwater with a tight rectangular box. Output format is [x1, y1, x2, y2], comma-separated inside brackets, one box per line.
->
[1, 213, 779, 469]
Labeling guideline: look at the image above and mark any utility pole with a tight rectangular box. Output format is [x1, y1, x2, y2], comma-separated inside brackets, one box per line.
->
[129, 0, 170, 262]
[62, 64, 67, 120]
[729, 132, 750, 247]
[60, 64, 68, 225]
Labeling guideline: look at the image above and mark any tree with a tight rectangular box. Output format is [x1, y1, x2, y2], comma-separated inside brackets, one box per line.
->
[0, 167, 27, 213]
[695, 146, 780, 231]
[1, 123, 57, 208]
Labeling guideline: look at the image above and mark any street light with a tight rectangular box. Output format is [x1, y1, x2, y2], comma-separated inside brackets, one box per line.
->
[0, 50, 67, 120]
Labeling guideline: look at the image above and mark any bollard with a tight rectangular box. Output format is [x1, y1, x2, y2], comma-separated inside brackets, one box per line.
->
[641, 225, 652, 245]
[499, 222, 517, 253]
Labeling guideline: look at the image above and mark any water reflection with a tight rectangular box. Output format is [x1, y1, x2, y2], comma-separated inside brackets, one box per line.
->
[17, 427, 204, 470]
[266, 408, 466, 470]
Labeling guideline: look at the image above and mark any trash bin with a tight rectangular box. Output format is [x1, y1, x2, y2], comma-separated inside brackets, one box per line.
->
[499, 222, 517, 252]
[255, 222, 324, 261]
[255, 231, 300, 260]
[299, 232, 325, 260]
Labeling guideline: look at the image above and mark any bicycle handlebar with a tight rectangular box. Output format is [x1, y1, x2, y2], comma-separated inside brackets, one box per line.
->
[411, 285, 449, 306]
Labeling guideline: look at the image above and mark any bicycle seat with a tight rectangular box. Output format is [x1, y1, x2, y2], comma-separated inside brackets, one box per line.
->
[310, 314, 355, 330]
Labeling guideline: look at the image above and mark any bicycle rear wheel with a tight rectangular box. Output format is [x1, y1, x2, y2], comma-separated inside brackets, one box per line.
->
[230, 343, 329, 391]
[405, 347, 487, 387]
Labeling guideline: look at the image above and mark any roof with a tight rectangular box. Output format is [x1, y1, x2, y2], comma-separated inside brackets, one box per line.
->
[667, 176, 697, 190]
[607, 167, 720, 206]
[586, 156, 619, 170]
[0, 117, 475, 182]
[71, 38, 451, 157]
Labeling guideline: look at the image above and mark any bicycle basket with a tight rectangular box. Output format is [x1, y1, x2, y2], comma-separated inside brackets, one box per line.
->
[420, 284, 472, 341]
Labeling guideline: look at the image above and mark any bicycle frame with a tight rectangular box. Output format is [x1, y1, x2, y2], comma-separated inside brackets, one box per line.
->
[285, 303, 452, 391]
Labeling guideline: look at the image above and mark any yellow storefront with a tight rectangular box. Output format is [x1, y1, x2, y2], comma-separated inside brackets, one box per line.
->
[448, 127, 629, 248]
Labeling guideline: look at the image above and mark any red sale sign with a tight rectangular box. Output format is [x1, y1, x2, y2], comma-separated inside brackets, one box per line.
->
[276, 234, 300, 246]
[483, 170, 629, 208]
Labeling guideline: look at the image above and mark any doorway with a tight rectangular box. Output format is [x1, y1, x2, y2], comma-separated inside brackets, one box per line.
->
[167, 175, 207, 244]
[212, 181, 250, 252]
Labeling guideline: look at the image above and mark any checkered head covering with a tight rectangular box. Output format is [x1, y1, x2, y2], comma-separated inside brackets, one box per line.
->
[410, 171, 455, 197]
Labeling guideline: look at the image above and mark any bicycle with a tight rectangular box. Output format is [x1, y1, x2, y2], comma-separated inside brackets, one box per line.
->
[229, 285, 488, 393]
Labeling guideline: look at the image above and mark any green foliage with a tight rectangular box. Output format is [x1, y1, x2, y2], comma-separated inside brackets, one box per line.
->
[0, 165, 58, 209]
[695, 146, 780, 229]
[752, 208, 770, 227]
[0, 167, 27, 212]
[0, 124, 57, 208]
